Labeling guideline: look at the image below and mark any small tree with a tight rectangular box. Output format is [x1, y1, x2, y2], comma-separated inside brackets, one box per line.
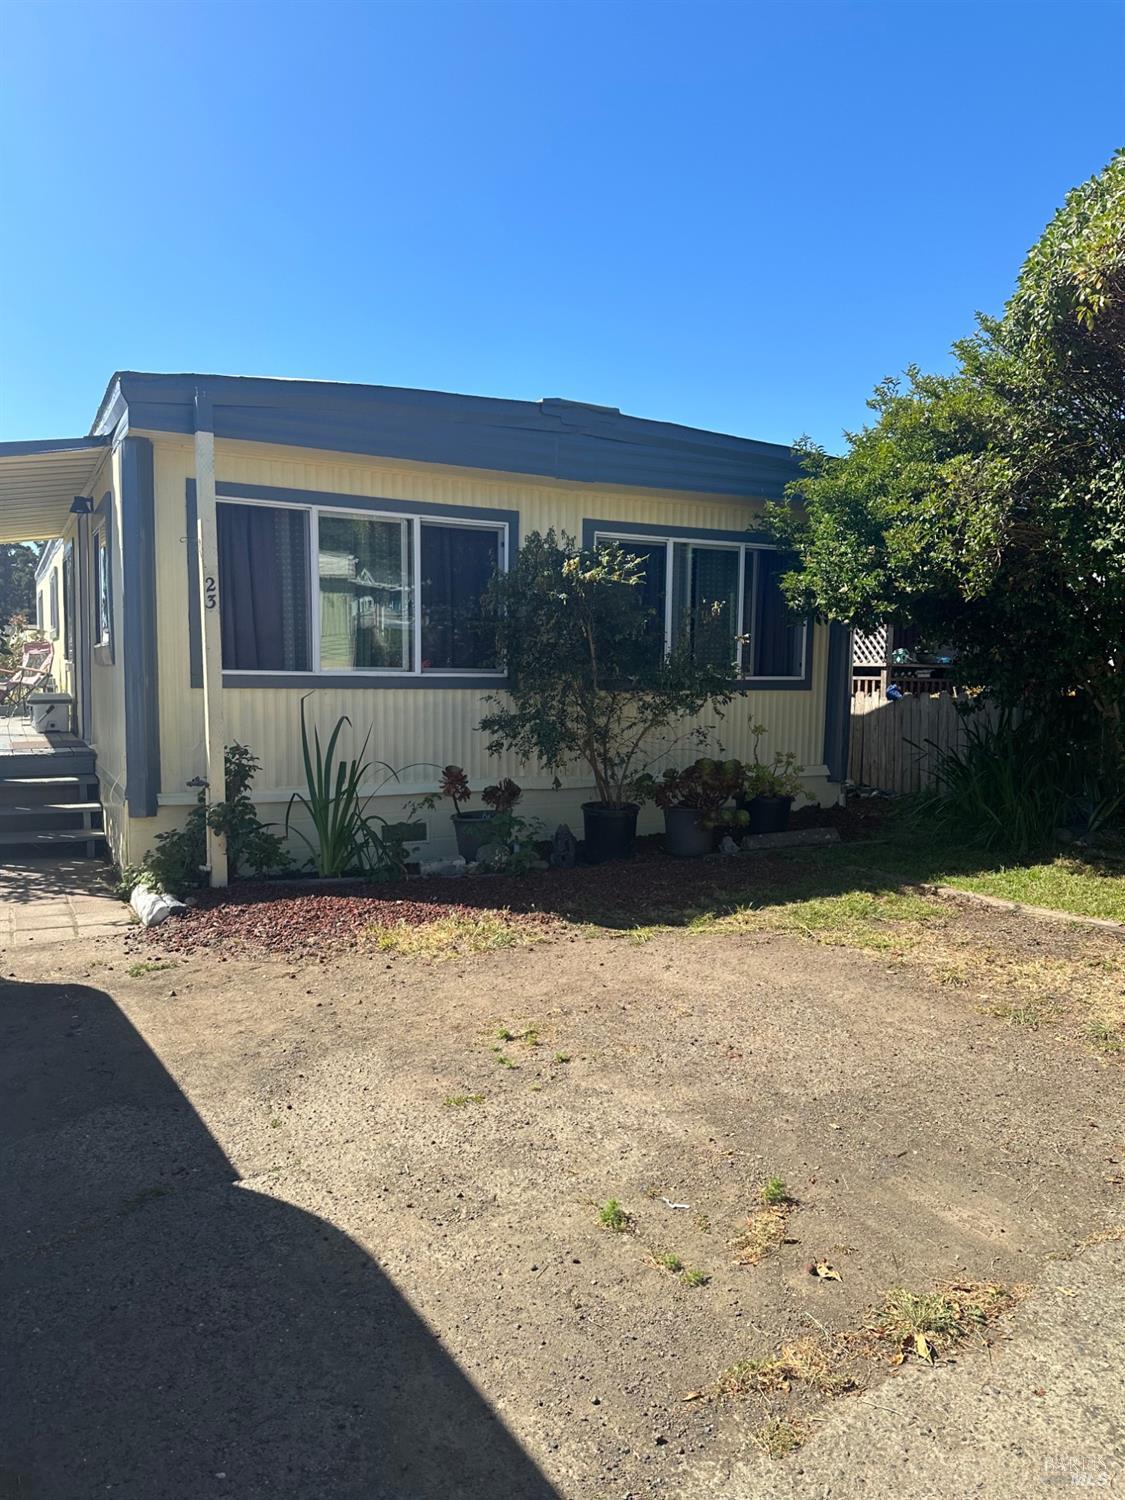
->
[479, 531, 732, 807]
[0, 545, 38, 632]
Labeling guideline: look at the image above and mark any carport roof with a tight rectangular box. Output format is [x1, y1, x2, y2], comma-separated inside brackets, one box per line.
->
[0, 436, 109, 543]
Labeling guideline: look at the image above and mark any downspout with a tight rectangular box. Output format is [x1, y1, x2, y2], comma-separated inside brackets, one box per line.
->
[193, 388, 228, 887]
[69, 495, 93, 739]
[823, 622, 853, 803]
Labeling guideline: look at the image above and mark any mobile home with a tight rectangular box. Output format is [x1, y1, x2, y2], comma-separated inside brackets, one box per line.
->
[2, 374, 850, 879]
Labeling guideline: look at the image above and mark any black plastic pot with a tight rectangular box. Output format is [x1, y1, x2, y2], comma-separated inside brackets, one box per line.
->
[742, 794, 793, 835]
[581, 802, 639, 864]
[663, 805, 713, 858]
[451, 811, 501, 861]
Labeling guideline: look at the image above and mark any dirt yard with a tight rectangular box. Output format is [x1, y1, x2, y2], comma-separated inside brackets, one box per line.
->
[2, 902, 1122, 1498]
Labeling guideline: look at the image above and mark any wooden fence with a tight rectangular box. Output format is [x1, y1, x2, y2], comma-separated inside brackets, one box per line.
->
[849, 681, 989, 794]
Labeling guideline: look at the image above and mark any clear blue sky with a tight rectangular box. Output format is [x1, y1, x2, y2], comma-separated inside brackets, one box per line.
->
[1, 0, 1121, 449]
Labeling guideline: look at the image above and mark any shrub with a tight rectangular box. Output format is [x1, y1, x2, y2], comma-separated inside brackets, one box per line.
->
[741, 722, 810, 802]
[917, 707, 1122, 856]
[479, 531, 732, 807]
[139, 743, 291, 896]
[638, 758, 748, 829]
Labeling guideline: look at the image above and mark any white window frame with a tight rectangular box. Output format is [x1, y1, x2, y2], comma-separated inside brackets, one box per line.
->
[217, 495, 509, 678]
[593, 529, 808, 682]
[93, 523, 111, 647]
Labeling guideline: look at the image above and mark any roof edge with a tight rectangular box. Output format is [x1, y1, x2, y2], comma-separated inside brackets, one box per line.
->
[90, 372, 802, 499]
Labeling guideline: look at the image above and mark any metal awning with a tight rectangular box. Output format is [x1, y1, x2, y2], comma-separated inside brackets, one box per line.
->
[0, 436, 109, 542]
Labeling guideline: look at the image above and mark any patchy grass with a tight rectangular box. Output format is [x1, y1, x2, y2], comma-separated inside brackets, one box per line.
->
[946, 857, 1125, 922]
[645, 1249, 710, 1287]
[760, 1175, 790, 1208]
[803, 814, 1125, 924]
[717, 1338, 853, 1399]
[986, 998, 1060, 1029]
[443, 1093, 485, 1108]
[1082, 1020, 1123, 1055]
[877, 1281, 1024, 1361]
[497, 1024, 540, 1046]
[598, 1199, 633, 1234]
[731, 1207, 790, 1266]
[649, 1249, 684, 1273]
[684, 886, 942, 953]
[748, 1418, 808, 1459]
[126, 959, 177, 978]
[880, 1288, 960, 1342]
[369, 912, 539, 959]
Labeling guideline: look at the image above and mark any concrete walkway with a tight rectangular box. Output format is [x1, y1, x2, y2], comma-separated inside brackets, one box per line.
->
[0, 857, 133, 946]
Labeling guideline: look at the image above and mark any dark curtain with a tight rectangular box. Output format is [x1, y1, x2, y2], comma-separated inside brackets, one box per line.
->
[753, 550, 802, 676]
[616, 541, 667, 664]
[218, 505, 310, 671]
[420, 525, 499, 670]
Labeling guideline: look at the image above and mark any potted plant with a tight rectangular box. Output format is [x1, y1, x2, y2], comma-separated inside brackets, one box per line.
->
[478, 532, 732, 863]
[739, 723, 810, 835]
[644, 758, 749, 857]
[410, 766, 526, 862]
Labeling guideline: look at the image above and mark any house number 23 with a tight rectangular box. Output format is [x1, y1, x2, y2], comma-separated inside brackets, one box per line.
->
[204, 576, 218, 609]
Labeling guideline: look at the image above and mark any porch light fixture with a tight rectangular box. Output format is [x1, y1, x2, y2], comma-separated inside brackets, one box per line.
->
[69, 495, 93, 514]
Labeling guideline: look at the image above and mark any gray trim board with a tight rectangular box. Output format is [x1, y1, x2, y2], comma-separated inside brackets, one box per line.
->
[93, 372, 802, 500]
[213, 480, 520, 533]
[823, 622, 852, 782]
[583, 516, 815, 692]
[0, 435, 108, 458]
[121, 438, 161, 816]
[186, 478, 519, 690]
[223, 673, 509, 691]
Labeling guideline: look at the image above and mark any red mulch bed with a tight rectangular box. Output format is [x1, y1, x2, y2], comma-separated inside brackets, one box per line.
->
[140, 885, 560, 957]
[138, 803, 888, 958]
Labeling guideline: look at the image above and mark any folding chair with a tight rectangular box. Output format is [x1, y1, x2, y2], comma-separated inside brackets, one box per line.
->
[0, 639, 54, 716]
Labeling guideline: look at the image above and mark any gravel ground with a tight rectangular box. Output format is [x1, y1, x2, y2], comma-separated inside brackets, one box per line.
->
[3, 911, 1122, 1499]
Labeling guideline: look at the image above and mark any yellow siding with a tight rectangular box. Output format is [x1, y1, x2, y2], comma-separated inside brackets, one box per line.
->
[138, 432, 833, 860]
[37, 539, 72, 699]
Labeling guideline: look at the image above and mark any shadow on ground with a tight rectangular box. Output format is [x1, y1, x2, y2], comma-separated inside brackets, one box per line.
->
[0, 978, 559, 1500]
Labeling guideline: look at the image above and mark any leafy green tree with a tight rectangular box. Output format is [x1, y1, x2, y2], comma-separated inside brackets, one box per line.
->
[0, 544, 38, 630]
[770, 151, 1124, 771]
[478, 531, 732, 807]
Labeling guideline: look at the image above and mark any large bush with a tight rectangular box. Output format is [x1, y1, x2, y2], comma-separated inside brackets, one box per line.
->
[479, 531, 732, 807]
[770, 151, 1124, 782]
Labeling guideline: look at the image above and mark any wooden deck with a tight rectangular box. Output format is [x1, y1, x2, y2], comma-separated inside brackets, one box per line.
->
[0, 714, 95, 780]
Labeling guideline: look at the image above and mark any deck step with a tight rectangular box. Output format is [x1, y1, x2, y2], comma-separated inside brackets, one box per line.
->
[0, 801, 103, 817]
[0, 739, 103, 859]
[0, 777, 97, 805]
[0, 828, 106, 850]
[0, 751, 96, 780]
[0, 803, 104, 835]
